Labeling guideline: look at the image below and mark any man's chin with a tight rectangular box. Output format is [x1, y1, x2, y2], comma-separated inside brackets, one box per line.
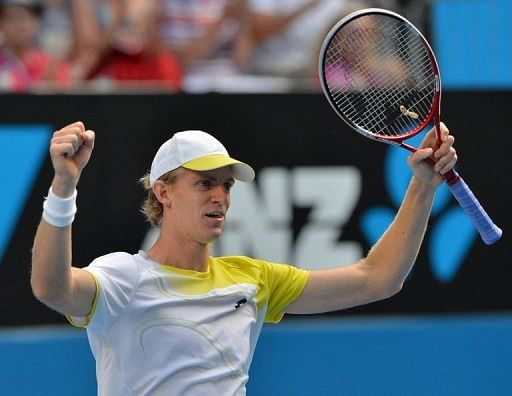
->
[200, 230, 223, 245]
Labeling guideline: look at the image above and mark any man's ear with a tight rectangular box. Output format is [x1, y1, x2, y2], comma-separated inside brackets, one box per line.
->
[152, 180, 172, 207]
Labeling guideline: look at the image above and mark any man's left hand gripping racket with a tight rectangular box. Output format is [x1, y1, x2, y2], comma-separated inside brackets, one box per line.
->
[318, 8, 502, 245]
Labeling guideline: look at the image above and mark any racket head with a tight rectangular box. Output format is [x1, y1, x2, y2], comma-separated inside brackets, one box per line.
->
[319, 8, 441, 144]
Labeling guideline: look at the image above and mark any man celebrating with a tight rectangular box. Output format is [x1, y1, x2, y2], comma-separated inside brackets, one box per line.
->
[32, 120, 456, 395]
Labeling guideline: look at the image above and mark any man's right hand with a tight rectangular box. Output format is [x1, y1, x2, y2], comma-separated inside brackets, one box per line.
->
[49, 121, 95, 197]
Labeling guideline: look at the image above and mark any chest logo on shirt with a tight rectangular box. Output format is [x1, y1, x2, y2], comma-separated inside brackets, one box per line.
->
[234, 298, 247, 309]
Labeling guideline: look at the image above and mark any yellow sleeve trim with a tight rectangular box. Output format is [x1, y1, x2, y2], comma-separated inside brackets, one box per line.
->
[265, 268, 311, 324]
[65, 269, 100, 328]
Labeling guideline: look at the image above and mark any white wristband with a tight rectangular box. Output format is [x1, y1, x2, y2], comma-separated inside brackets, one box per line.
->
[42, 187, 77, 227]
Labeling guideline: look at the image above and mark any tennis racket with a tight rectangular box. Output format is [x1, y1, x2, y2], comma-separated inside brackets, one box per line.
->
[318, 8, 501, 245]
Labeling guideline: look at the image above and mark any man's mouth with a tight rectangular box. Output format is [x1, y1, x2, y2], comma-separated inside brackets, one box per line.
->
[205, 211, 224, 219]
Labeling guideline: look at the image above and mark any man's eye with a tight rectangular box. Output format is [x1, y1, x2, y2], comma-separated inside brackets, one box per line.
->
[224, 182, 233, 192]
[198, 180, 212, 188]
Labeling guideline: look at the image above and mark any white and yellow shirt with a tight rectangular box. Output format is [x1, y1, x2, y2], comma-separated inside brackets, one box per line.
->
[68, 251, 310, 396]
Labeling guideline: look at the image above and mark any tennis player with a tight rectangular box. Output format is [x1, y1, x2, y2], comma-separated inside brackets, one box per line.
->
[31, 120, 456, 395]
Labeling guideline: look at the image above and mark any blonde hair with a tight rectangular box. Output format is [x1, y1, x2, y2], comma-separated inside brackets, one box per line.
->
[139, 168, 183, 227]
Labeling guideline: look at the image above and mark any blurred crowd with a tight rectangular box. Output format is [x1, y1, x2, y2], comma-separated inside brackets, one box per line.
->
[0, 0, 407, 93]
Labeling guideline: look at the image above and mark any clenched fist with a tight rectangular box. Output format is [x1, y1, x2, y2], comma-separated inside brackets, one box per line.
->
[50, 121, 95, 197]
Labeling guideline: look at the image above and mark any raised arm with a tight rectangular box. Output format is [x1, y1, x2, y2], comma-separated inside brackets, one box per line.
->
[286, 123, 457, 314]
[31, 121, 97, 317]
[249, 0, 317, 42]
[168, 0, 251, 69]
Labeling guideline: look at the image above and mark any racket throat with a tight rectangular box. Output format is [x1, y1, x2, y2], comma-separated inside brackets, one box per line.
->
[400, 142, 417, 153]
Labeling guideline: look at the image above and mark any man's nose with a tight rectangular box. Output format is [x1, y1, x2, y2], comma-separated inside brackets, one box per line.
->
[210, 184, 229, 203]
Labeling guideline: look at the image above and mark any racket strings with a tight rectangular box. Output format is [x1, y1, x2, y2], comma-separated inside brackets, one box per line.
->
[331, 32, 432, 133]
[334, 52, 432, 133]
[326, 18, 429, 92]
[324, 14, 437, 137]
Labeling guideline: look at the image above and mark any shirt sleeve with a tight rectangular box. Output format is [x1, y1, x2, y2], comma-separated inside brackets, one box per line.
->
[66, 252, 140, 333]
[259, 260, 310, 323]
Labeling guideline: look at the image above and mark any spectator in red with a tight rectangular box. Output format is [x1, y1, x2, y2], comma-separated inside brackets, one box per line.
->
[73, 0, 182, 91]
[0, 0, 70, 92]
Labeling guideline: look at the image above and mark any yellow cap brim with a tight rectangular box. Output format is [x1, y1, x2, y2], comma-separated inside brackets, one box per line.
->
[182, 154, 255, 182]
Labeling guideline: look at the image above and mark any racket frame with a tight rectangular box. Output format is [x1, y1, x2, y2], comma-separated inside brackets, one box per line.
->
[318, 8, 502, 244]
[318, 8, 458, 184]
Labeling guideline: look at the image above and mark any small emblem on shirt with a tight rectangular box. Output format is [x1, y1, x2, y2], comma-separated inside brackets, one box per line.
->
[234, 298, 247, 309]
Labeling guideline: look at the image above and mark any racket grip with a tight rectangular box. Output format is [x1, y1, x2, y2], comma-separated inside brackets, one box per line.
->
[447, 175, 502, 245]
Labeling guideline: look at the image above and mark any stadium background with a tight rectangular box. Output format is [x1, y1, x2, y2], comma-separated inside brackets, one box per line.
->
[1, 1, 511, 394]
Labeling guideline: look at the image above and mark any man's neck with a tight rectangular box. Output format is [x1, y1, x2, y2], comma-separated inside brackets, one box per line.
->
[146, 233, 210, 272]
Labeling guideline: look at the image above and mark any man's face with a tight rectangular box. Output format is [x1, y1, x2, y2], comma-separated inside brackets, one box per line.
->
[165, 167, 235, 245]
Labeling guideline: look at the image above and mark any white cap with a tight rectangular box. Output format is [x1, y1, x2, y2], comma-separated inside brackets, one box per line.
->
[149, 130, 255, 186]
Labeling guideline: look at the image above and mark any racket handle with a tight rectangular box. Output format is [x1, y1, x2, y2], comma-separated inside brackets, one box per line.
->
[447, 173, 502, 245]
